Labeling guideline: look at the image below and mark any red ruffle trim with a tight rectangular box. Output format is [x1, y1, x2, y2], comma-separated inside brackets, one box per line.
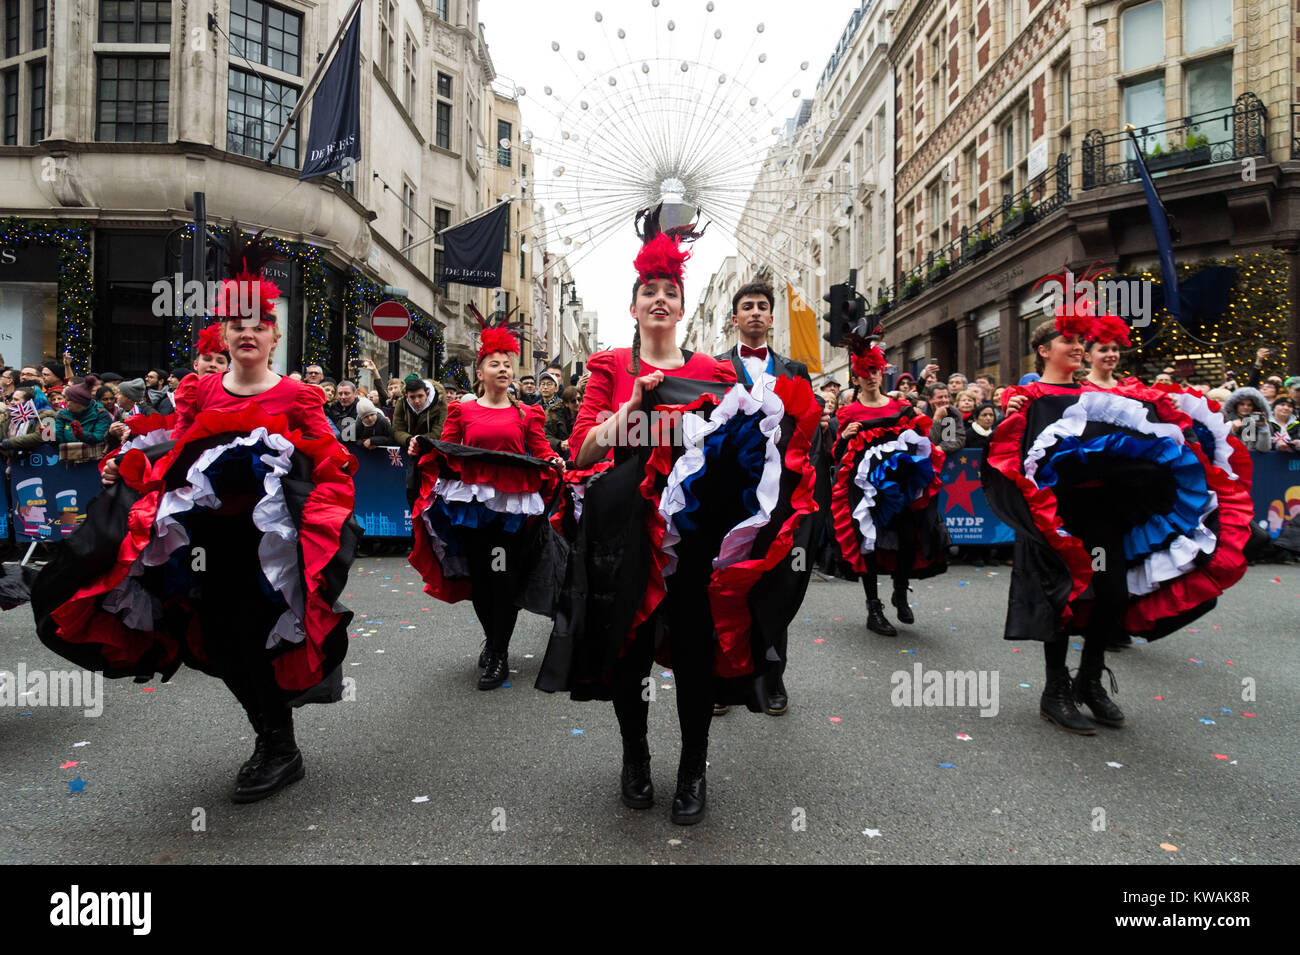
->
[550, 459, 615, 536]
[52, 401, 358, 693]
[706, 375, 821, 677]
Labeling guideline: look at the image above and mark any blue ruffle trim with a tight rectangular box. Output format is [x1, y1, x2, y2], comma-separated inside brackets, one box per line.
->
[672, 410, 765, 534]
[430, 498, 527, 536]
[868, 447, 935, 527]
[1035, 431, 1211, 560]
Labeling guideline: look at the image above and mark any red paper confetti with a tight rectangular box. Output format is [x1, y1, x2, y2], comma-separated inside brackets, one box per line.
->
[1011, 648, 1022, 653]
[60, 761, 78, 769]
[1242, 713, 1256, 718]
[1154, 696, 1164, 700]
[833, 617, 843, 621]
[1272, 577, 1281, 583]
[1225, 661, 1233, 665]
[1212, 754, 1229, 760]
[829, 717, 842, 723]
[142, 687, 156, 692]
[813, 638, 825, 643]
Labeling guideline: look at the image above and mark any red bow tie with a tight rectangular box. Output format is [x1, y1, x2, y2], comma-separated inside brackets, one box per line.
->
[740, 345, 768, 360]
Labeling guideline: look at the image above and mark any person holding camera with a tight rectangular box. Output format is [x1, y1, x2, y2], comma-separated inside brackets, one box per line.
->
[1223, 385, 1273, 452]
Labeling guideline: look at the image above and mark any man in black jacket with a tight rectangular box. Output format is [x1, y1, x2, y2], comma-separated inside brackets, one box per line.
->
[713, 281, 825, 717]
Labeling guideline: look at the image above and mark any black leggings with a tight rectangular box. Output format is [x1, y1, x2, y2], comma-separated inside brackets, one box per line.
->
[464, 523, 525, 653]
[860, 509, 917, 601]
[190, 510, 293, 731]
[1045, 528, 1127, 671]
[611, 554, 715, 754]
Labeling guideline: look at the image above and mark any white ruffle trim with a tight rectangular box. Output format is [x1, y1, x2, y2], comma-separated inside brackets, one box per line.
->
[1024, 391, 1185, 484]
[1021, 391, 1220, 597]
[659, 378, 785, 578]
[419, 477, 545, 580]
[431, 476, 545, 517]
[122, 425, 173, 453]
[849, 430, 932, 556]
[105, 428, 307, 650]
[1167, 391, 1236, 479]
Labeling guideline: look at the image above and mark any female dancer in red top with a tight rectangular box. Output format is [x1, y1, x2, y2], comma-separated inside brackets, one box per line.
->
[408, 327, 564, 689]
[831, 341, 948, 636]
[34, 226, 359, 803]
[985, 286, 1251, 734]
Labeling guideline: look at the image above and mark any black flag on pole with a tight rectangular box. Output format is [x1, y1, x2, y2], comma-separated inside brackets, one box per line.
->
[442, 202, 510, 288]
[299, 10, 361, 179]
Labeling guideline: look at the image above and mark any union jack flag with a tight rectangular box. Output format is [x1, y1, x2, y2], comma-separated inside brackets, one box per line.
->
[7, 400, 36, 435]
[387, 447, 403, 467]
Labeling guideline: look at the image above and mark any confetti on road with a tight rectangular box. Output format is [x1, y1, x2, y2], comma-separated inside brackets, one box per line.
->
[1154, 696, 1164, 701]
[833, 617, 843, 621]
[72, 741, 89, 748]
[957, 581, 968, 587]
[1011, 648, 1022, 653]
[570, 729, 584, 735]
[813, 638, 825, 643]
[142, 687, 156, 692]
[955, 733, 972, 741]
[501, 682, 511, 688]
[829, 717, 842, 723]
[68, 777, 87, 794]
[60, 761, 78, 769]
[901, 649, 917, 654]
[1199, 718, 1216, 725]
[939, 763, 955, 769]
[412, 796, 429, 804]
[1242, 713, 1256, 718]
[1220, 708, 1232, 713]
[862, 828, 882, 838]
[1160, 843, 1178, 852]
[668, 839, 682, 846]
[1212, 754, 1229, 760]
[1189, 658, 1204, 664]
[1106, 762, 1123, 768]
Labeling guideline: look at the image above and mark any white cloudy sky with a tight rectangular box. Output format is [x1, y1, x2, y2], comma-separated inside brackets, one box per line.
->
[481, 0, 863, 348]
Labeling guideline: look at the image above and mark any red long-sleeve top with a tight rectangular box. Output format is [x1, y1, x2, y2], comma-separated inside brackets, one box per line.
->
[172, 372, 332, 440]
[570, 347, 738, 457]
[441, 397, 553, 458]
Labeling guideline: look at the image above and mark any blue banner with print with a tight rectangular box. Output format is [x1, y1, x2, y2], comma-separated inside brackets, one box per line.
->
[1250, 450, 1300, 538]
[349, 443, 412, 537]
[9, 445, 105, 543]
[937, 449, 1015, 545]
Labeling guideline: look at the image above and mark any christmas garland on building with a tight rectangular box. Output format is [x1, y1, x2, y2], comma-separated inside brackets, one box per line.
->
[0, 217, 93, 372]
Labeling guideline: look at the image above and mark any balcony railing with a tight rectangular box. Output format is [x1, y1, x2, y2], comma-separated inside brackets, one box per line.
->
[870, 152, 1070, 316]
[1081, 92, 1266, 190]
[1293, 104, 1299, 159]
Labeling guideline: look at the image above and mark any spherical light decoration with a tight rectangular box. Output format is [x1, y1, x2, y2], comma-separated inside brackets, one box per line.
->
[815, 266, 826, 277]
[499, 137, 511, 148]
[771, 126, 780, 135]
[551, 41, 560, 51]
[749, 96, 758, 107]
[577, 50, 586, 61]
[581, 100, 589, 109]
[784, 198, 796, 210]
[756, 22, 765, 33]
[617, 27, 625, 38]
[812, 229, 824, 240]
[830, 108, 839, 120]
[681, 61, 689, 71]
[544, 85, 552, 95]
[792, 88, 801, 97]
[520, 241, 530, 252]
[758, 53, 767, 63]
[641, 62, 650, 73]
[790, 270, 800, 281]
[517, 86, 526, 96]
[564, 237, 572, 245]
[801, 61, 809, 70]
[707, 1, 714, 10]
[714, 29, 722, 39]
[594, 11, 602, 21]
[667, 19, 676, 30]
[608, 76, 617, 85]
[718, 74, 727, 84]
[652, 0, 659, 6]
[837, 215, 850, 227]
[553, 166, 566, 177]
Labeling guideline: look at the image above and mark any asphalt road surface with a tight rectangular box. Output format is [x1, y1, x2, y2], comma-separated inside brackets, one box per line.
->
[2, 557, 1295, 864]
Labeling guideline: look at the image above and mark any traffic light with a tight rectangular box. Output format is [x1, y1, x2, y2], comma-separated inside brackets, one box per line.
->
[822, 282, 851, 346]
[848, 294, 868, 337]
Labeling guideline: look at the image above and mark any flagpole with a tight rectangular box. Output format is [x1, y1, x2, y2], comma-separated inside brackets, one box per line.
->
[266, 0, 365, 166]
[441, 197, 515, 235]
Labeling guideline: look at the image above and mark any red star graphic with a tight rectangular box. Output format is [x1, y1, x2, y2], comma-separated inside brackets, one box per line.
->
[943, 470, 982, 514]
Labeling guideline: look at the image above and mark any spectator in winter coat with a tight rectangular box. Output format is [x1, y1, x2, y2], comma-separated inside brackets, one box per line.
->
[545, 386, 580, 457]
[1269, 395, 1300, 451]
[392, 374, 448, 507]
[964, 402, 999, 451]
[55, 376, 113, 445]
[326, 379, 361, 435]
[1223, 385, 1273, 452]
[118, 377, 174, 416]
[355, 397, 396, 449]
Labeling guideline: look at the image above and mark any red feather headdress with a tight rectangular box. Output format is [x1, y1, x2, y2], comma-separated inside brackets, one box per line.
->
[1089, 313, 1132, 348]
[849, 342, 888, 380]
[477, 326, 520, 364]
[631, 203, 707, 289]
[196, 323, 229, 356]
[215, 221, 281, 325]
[1032, 263, 1112, 340]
